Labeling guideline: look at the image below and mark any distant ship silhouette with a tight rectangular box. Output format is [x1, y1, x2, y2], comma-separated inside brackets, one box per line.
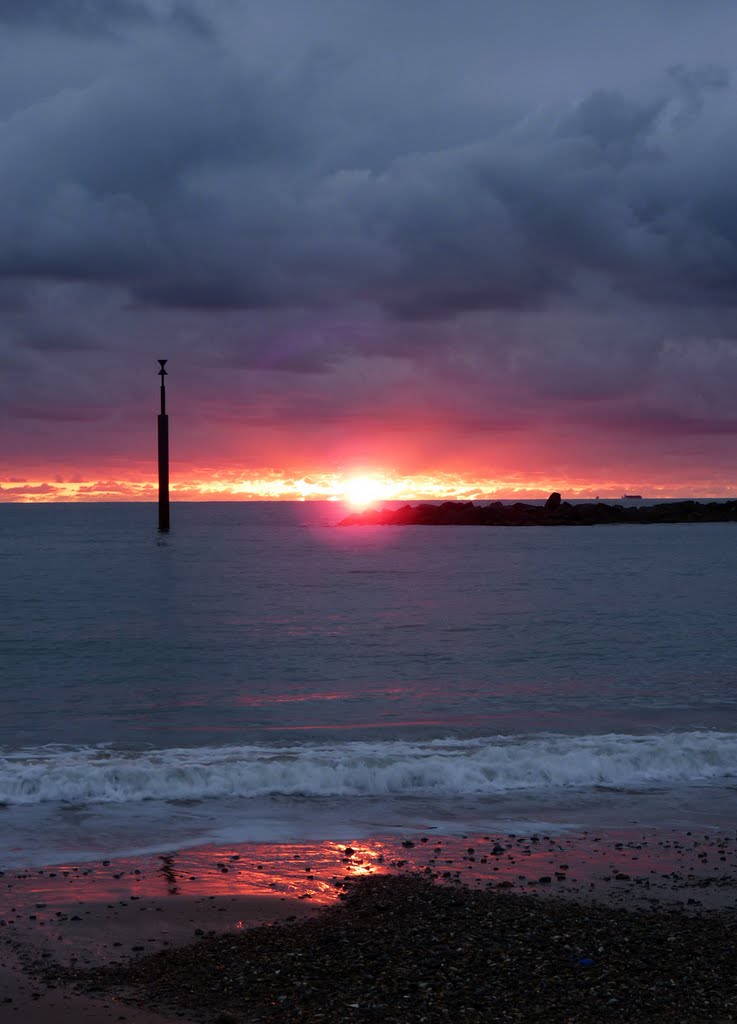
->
[621, 494, 643, 500]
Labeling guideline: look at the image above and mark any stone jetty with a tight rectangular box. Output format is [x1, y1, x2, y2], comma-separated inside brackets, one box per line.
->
[339, 495, 737, 527]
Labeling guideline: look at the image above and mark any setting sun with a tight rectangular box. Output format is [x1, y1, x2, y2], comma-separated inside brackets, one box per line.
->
[343, 475, 392, 508]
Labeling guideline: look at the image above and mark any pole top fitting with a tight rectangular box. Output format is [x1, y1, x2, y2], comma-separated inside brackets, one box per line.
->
[158, 359, 168, 377]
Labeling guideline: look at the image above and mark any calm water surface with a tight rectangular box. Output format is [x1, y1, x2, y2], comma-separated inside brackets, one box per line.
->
[2, 502, 736, 866]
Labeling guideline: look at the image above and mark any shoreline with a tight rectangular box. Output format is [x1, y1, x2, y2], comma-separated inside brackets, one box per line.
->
[3, 827, 737, 1021]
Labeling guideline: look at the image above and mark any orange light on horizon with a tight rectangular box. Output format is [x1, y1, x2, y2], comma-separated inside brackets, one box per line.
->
[2, 468, 729, 503]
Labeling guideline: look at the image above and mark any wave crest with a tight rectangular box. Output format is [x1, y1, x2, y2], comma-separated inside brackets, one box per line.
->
[1, 731, 735, 806]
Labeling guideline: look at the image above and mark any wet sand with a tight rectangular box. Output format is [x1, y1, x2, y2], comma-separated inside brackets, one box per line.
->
[0, 893, 317, 1022]
[2, 828, 736, 1022]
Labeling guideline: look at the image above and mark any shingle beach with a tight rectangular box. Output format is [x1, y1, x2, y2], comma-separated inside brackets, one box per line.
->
[2, 830, 737, 1023]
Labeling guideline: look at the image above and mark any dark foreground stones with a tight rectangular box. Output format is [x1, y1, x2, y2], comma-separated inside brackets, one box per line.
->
[64, 873, 737, 1023]
[339, 497, 737, 527]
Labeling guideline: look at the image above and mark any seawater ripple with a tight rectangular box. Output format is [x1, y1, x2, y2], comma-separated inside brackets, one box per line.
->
[1, 731, 736, 806]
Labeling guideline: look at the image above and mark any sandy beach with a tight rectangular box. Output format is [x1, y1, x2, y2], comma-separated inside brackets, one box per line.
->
[2, 828, 736, 1022]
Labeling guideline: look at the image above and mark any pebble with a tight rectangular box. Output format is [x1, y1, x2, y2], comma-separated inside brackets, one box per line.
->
[63, 873, 737, 1024]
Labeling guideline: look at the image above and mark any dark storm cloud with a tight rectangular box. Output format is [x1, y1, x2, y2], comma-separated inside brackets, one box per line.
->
[0, 0, 212, 37]
[2, 4, 737, 326]
[4, 0, 737, 461]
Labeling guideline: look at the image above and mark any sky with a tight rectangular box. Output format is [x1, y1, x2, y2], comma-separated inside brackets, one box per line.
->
[3, 0, 737, 502]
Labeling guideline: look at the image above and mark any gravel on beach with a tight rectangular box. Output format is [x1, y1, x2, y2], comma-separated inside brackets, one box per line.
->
[62, 872, 737, 1024]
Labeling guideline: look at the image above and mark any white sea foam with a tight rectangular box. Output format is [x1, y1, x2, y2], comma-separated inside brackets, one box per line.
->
[1, 732, 735, 807]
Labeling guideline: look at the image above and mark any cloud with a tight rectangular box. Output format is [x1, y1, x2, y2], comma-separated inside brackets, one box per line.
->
[0, 0, 213, 37]
[3, 2, 737, 321]
[0, 481, 58, 495]
[3, 0, 737, 490]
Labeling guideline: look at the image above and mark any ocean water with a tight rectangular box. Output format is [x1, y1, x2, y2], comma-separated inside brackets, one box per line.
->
[2, 501, 737, 868]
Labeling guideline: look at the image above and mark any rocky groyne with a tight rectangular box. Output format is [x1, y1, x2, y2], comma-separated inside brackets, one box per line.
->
[339, 495, 737, 527]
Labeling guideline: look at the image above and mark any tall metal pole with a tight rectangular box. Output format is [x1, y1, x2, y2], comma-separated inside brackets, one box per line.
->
[157, 359, 170, 532]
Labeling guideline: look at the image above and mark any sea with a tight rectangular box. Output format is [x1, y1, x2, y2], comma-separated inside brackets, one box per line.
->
[2, 500, 737, 870]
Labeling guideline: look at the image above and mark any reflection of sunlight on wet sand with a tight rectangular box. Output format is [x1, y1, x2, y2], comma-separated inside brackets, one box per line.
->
[167, 841, 387, 902]
[0, 842, 391, 963]
[3, 830, 736, 987]
[4, 830, 737, 924]
[0, 841, 391, 911]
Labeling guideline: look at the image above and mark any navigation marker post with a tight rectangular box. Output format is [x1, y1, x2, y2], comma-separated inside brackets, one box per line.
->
[157, 359, 170, 532]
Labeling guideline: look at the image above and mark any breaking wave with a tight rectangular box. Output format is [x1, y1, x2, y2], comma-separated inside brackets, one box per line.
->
[1, 731, 736, 806]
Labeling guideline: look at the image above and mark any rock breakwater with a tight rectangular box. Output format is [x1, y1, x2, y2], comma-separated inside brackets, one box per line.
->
[339, 498, 737, 527]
